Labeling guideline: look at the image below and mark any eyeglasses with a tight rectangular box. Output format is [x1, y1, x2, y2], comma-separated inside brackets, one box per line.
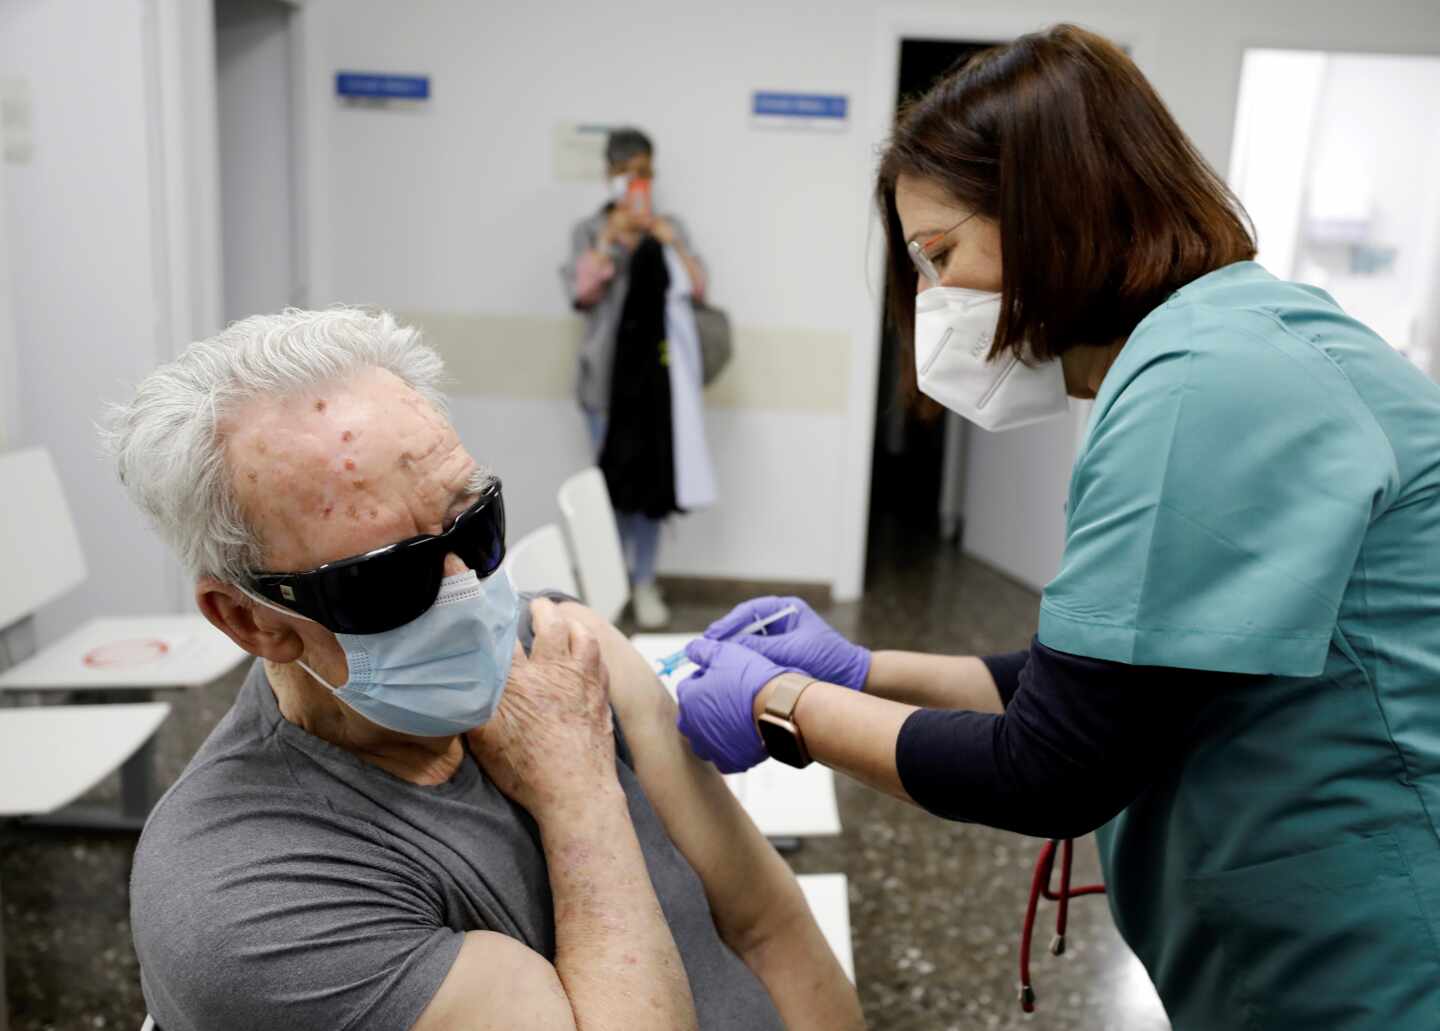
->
[907, 211, 980, 288]
[249, 479, 507, 635]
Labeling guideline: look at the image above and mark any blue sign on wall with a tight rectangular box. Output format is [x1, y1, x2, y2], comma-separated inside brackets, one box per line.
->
[336, 72, 430, 101]
[752, 92, 848, 120]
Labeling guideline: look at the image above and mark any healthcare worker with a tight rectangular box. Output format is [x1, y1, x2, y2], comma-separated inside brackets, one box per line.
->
[675, 24, 1440, 1030]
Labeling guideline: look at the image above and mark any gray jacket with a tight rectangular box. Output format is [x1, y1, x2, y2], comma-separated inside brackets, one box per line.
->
[561, 209, 699, 411]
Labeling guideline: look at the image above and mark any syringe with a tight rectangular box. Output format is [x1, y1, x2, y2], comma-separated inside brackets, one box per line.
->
[655, 604, 800, 677]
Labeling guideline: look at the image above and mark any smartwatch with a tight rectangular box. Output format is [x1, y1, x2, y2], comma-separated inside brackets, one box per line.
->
[756, 673, 817, 768]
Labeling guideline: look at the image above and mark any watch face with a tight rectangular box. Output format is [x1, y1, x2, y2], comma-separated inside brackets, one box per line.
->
[758, 717, 809, 768]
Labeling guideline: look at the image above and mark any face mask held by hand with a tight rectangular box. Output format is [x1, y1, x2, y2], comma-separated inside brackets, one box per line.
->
[913, 287, 1069, 431]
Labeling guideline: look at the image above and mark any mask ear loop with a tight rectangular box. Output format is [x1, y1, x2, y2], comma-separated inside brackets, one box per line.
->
[234, 583, 343, 692]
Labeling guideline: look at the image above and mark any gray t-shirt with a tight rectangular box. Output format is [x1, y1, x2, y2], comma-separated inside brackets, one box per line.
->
[131, 599, 783, 1031]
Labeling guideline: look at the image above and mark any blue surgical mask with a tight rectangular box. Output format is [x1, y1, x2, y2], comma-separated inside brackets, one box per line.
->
[243, 569, 520, 737]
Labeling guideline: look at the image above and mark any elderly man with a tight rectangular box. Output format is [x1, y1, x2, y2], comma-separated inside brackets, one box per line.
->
[105, 308, 862, 1031]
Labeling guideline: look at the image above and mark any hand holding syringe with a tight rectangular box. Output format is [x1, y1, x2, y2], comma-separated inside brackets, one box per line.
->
[655, 605, 800, 678]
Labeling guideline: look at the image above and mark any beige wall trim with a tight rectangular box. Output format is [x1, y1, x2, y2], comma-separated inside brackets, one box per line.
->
[399, 310, 851, 413]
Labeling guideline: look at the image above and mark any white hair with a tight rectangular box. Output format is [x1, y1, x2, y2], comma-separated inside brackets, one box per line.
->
[102, 307, 451, 585]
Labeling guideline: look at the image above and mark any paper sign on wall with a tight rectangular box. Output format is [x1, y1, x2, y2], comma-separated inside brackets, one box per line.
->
[554, 122, 615, 183]
[751, 91, 849, 132]
[1, 79, 33, 164]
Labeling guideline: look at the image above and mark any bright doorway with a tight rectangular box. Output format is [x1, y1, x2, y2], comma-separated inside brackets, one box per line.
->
[1229, 49, 1440, 381]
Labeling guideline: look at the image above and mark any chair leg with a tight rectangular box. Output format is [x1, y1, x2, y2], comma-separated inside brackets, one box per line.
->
[0, 871, 9, 1031]
[120, 734, 158, 822]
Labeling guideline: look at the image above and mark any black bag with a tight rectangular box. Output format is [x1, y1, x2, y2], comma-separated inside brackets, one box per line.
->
[599, 237, 680, 519]
[692, 300, 733, 387]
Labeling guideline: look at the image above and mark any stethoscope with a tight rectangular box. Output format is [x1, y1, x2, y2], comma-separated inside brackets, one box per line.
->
[1019, 838, 1106, 1012]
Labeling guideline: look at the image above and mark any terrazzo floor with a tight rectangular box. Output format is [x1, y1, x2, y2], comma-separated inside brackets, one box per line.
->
[1, 521, 1171, 1030]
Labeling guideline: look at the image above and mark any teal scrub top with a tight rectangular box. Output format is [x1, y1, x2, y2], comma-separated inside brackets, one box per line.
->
[1039, 262, 1440, 1029]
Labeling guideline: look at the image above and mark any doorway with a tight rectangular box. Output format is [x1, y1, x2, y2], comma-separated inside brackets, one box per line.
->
[1229, 49, 1440, 382]
[866, 38, 992, 574]
[214, 0, 303, 322]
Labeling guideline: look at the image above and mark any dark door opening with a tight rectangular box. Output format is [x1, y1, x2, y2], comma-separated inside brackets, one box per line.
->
[866, 38, 996, 574]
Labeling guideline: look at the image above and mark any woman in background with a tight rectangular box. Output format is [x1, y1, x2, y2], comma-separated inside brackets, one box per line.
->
[564, 127, 714, 628]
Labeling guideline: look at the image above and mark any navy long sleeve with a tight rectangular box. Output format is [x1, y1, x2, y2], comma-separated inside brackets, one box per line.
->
[896, 640, 1247, 839]
[980, 650, 1029, 707]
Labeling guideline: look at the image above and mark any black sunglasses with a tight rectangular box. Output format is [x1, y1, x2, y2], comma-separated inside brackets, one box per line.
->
[250, 479, 506, 635]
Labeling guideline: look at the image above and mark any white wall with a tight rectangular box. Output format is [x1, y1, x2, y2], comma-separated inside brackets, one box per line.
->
[3, 0, 1434, 628]
[293, 0, 866, 587]
[0, 108, 15, 450]
[0, 0, 181, 643]
[290, 0, 1440, 599]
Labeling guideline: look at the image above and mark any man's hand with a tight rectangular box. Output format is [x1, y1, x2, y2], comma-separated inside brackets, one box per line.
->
[468, 598, 617, 817]
[424, 598, 700, 1031]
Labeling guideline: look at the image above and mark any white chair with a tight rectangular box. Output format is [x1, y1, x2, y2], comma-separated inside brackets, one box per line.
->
[140, 1016, 156, 1031]
[503, 524, 581, 599]
[0, 702, 173, 1024]
[556, 468, 631, 624]
[0, 447, 247, 828]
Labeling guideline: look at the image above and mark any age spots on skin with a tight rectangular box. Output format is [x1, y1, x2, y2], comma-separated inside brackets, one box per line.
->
[346, 505, 359, 520]
[314, 399, 327, 413]
[323, 505, 334, 519]
[341, 430, 354, 443]
[351, 479, 366, 490]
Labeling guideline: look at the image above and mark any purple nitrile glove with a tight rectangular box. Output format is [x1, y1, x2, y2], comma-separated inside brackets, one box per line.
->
[704, 596, 872, 692]
[675, 637, 804, 774]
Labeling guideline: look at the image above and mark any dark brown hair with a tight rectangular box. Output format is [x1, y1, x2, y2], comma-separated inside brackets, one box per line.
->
[878, 24, 1256, 370]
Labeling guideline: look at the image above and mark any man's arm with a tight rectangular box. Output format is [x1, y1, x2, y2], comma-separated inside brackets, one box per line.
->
[416, 601, 697, 1031]
[560, 602, 865, 1031]
[412, 789, 691, 1031]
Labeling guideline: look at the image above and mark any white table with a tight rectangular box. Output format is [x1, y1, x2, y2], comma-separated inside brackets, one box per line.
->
[0, 616, 245, 691]
[0, 702, 172, 1031]
[0, 616, 245, 828]
[797, 873, 855, 982]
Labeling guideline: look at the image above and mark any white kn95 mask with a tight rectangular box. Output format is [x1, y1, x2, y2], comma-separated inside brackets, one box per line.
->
[913, 287, 1069, 432]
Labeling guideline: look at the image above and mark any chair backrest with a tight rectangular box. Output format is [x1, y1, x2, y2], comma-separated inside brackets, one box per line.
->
[140, 1016, 156, 1031]
[556, 468, 629, 623]
[503, 523, 581, 599]
[0, 447, 87, 630]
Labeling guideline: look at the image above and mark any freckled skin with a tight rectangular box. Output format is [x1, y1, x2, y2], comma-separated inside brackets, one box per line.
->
[222, 367, 479, 572]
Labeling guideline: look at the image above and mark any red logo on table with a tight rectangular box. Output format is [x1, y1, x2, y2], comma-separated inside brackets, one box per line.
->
[82, 639, 171, 668]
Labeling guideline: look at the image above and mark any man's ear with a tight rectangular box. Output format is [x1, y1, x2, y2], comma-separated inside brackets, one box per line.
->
[196, 578, 304, 663]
